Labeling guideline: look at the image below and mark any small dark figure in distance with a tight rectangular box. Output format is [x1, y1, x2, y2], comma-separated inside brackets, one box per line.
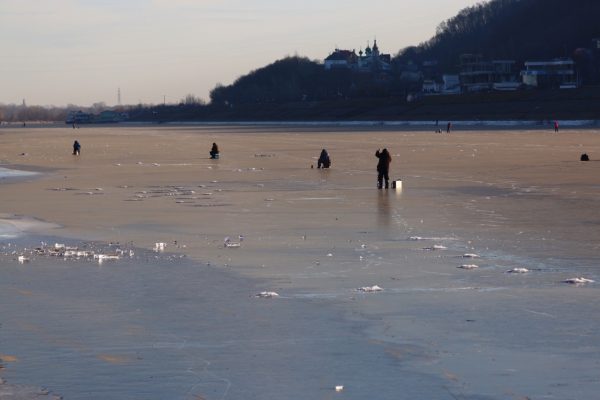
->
[446, 122, 452, 133]
[317, 149, 331, 169]
[209, 142, 219, 159]
[554, 120, 559, 133]
[375, 148, 392, 189]
[581, 153, 589, 161]
[72, 140, 81, 156]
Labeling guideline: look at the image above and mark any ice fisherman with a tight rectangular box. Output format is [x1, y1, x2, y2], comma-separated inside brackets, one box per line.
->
[375, 148, 392, 189]
[72, 140, 81, 156]
[317, 149, 331, 169]
[210, 142, 219, 159]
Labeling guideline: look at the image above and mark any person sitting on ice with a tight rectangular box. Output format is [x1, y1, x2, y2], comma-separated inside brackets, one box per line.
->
[72, 140, 81, 156]
[209, 142, 219, 159]
[317, 149, 331, 169]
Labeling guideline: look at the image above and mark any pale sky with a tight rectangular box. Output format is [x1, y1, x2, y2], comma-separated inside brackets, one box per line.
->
[0, 0, 481, 107]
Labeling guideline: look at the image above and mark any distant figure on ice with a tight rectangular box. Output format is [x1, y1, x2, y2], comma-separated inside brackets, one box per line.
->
[446, 122, 452, 133]
[554, 120, 559, 133]
[317, 149, 331, 169]
[209, 142, 219, 159]
[580, 153, 589, 161]
[72, 140, 81, 156]
[375, 148, 392, 189]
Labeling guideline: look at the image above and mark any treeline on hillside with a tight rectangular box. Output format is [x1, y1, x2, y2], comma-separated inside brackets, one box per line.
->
[396, 0, 600, 75]
[209, 57, 415, 106]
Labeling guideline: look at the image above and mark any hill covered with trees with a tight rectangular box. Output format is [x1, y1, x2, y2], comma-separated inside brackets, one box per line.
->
[396, 0, 600, 76]
[209, 56, 405, 106]
[208, 0, 600, 108]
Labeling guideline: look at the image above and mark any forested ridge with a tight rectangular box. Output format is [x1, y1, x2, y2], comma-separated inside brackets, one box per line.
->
[209, 0, 600, 106]
[397, 0, 600, 71]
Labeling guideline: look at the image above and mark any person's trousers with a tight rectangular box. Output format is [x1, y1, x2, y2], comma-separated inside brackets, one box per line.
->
[377, 170, 389, 188]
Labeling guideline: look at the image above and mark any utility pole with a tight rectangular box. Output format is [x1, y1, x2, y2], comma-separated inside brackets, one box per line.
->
[117, 88, 122, 106]
[163, 95, 166, 106]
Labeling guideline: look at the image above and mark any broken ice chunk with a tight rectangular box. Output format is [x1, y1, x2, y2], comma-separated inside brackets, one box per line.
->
[507, 268, 529, 273]
[255, 291, 279, 298]
[563, 277, 594, 285]
[357, 285, 383, 292]
[462, 253, 479, 258]
[423, 245, 447, 250]
[224, 237, 241, 248]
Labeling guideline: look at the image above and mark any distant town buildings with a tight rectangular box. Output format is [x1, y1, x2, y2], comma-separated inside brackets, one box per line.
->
[324, 40, 391, 72]
[443, 75, 461, 94]
[321, 36, 597, 98]
[417, 54, 578, 95]
[521, 59, 577, 89]
[66, 110, 129, 124]
[457, 55, 520, 92]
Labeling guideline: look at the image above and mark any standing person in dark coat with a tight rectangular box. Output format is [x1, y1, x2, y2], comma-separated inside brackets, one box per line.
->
[209, 142, 219, 159]
[375, 148, 392, 189]
[72, 140, 81, 155]
[317, 149, 331, 169]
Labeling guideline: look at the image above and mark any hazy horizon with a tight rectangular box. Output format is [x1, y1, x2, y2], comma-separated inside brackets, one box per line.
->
[1, 0, 481, 107]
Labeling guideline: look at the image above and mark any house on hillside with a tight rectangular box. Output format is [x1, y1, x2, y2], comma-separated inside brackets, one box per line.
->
[459, 54, 519, 92]
[421, 60, 439, 81]
[65, 110, 93, 124]
[521, 59, 577, 89]
[460, 54, 493, 92]
[324, 49, 358, 70]
[442, 75, 461, 94]
[420, 59, 461, 95]
[492, 60, 520, 91]
[422, 80, 441, 93]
